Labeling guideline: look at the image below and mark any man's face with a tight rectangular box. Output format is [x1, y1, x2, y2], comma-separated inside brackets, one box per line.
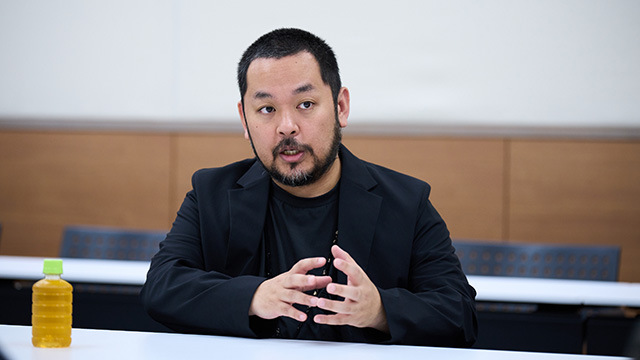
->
[239, 51, 348, 189]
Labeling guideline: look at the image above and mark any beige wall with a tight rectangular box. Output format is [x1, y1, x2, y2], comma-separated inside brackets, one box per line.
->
[1, 130, 638, 281]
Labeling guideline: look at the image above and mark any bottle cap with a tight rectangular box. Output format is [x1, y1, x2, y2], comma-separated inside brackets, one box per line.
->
[42, 259, 63, 275]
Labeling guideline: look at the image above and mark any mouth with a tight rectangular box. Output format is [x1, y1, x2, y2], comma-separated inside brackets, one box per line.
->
[282, 149, 300, 156]
[273, 139, 311, 165]
[279, 146, 305, 163]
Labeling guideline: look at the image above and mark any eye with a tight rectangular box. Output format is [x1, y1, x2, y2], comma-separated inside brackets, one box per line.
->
[259, 106, 275, 114]
[298, 101, 314, 110]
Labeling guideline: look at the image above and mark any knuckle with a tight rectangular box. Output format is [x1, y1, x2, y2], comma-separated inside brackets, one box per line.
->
[353, 288, 362, 299]
[278, 303, 292, 315]
[285, 289, 299, 300]
[294, 292, 309, 305]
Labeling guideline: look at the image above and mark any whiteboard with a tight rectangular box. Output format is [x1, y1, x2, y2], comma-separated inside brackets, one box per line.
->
[0, 1, 639, 134]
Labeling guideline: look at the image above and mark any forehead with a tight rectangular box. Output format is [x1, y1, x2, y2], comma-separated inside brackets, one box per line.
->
[245, 52, 326, 97]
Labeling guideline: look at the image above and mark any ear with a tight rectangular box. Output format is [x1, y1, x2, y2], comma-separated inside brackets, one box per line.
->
[238, 101, 250, 140]
[336, 87, 350, 128]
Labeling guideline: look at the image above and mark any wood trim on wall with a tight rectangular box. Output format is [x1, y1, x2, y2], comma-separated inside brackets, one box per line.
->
[0, 130, 638, 281]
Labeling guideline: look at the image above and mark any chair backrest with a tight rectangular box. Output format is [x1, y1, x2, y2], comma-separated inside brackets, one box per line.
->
[60, 226, 166, 261]
[453, 240, 620, 281]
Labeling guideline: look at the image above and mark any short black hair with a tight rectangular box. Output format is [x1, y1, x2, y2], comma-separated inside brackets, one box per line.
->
[237, 28, 342, 104]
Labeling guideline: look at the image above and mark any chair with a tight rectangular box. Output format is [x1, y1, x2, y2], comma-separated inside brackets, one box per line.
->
[455, 240, 622, 353]
[452, 239, 620, 312]
[453, 240, 620, 281]
[60, 226, 167, 261]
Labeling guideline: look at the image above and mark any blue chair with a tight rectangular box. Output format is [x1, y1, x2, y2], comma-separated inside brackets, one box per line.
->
[60, 226, 167, 261]
[455, 240, 622, 353]
[453, 240, 620, 281]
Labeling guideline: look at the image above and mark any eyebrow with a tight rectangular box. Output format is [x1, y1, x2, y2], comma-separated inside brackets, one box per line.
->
[252, 83, 315, 100]
[253, 91, 271, 99]
[293, 83, 314, 94]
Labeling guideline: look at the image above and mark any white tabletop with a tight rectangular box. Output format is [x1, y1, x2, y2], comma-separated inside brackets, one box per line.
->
[0, 255, 148, 285]
[2, 255, 640, 307]
[0, 325, 631, 360]
[468, 275, 640, 307]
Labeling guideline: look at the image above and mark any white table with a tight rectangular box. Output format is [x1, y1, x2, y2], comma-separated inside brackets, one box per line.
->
[0, 325, 631, 360]
[0, 256, 148, 285]
[468, 275, 640, 307]
[2, 255, 639, 307]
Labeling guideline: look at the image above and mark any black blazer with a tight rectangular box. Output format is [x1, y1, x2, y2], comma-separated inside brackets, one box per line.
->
[141, 145, 477, 347]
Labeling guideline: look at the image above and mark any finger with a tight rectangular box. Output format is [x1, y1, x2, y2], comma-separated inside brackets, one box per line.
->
[300, 275, 333, 292]
[313, 313, 351, 326]
[316, 296, 353, 315]
[331, 245, 354, 262]
[282, 288, 320, 308]
[332, 256, 365, 286]
[313, 276, 333, 291]
[279, 303, 309, 322]
[331, 245, 362, 278]
[290, 257, 326, 274]
[251, 284, 314, 320]
[325, 282, 360, 302]
[283, 273, 332, 292]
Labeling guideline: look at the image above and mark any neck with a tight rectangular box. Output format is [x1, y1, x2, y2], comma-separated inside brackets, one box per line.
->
[274, 156, 341, 198]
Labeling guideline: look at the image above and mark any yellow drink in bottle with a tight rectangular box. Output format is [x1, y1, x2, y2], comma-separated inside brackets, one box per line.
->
[32, 259, 73, 347]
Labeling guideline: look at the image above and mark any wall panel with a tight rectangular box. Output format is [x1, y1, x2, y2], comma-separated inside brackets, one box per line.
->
[508, 140, 640, 282]
[0, 131, 172, 256]
[342, 136, 506, 241]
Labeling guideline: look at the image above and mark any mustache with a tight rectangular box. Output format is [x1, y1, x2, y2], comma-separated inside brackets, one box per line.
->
[272, 138, 314, 159]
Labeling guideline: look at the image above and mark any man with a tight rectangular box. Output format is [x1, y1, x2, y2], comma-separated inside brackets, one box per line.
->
[141, 28, 477, 347]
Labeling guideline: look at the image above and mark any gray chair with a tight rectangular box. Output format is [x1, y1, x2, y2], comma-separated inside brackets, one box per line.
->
[455, 239, 623, 353]
[60, 226, 166, 261]
[453, 240, 620, 281]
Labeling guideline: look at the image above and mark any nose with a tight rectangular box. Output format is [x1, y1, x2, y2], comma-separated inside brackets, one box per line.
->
[276, 110, 299, 137]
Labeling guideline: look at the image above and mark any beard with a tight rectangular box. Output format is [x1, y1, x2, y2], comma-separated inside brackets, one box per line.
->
[248, 117, 342, 188]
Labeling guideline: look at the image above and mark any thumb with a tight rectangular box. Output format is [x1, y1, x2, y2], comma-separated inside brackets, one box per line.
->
[331, 244, 353, 262]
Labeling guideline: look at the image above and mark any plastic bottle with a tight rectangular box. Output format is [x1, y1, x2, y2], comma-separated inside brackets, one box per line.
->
[32, 258, 73, 348]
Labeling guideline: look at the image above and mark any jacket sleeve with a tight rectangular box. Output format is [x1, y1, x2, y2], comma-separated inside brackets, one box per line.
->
[140, 175, 266, 337]
[378, 190, 478, 347]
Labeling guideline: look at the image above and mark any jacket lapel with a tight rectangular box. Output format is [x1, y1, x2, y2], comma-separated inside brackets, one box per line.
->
[225, 161, 270, 275]
[336, 146, 382, 282]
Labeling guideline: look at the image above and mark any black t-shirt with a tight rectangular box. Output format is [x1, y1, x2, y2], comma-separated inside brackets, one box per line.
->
[256, 181, 341, 340]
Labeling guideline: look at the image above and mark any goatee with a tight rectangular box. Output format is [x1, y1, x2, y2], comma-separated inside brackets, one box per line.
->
[249, 120, 342, 187]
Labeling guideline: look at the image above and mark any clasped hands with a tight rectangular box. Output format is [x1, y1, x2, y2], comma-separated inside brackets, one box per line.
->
[249, 245, 389, 333]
